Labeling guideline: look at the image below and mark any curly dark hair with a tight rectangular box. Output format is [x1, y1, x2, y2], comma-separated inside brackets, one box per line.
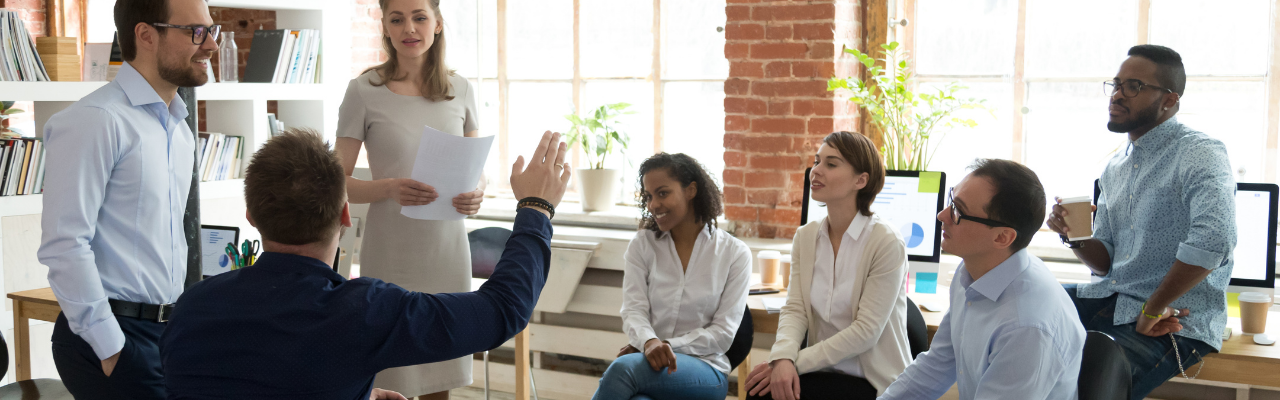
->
[636, 153, 723, 234]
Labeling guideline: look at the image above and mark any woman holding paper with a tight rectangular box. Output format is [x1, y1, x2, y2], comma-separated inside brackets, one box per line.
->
[743, 132, 911, 400]
[333, 0, 482, 398]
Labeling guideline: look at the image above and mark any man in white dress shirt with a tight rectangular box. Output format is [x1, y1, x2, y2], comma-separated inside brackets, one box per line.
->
[880, 159, 1085, 400]
[37, 0, 218, 398]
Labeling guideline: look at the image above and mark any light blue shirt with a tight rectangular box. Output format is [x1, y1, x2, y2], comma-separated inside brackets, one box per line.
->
[38, 62, 194, 360]
[1078, 117, 1236, 350]
[880, 250, 1085, 400]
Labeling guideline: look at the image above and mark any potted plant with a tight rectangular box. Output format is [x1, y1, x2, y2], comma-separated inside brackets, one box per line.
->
[565, 102, 633, 212]
[0, 102, 26, 139]
[828, 42, 987, 171]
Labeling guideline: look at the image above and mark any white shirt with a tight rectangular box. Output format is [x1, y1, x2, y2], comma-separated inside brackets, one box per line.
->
[811, 212, 873, 378]
[621, 226, 753, 374]
[38, 62, 194, 360]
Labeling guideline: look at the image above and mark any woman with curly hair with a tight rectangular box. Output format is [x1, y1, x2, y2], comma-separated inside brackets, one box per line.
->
[592, 153, 753, 400]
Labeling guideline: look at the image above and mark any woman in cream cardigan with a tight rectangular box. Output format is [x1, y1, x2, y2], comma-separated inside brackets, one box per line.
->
[744, 131, 912, 400]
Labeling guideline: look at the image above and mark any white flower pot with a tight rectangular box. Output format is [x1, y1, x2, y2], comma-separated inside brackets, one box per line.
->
[577, 168, 621, 212]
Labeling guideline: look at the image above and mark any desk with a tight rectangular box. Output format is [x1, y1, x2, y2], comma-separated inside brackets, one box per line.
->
[7, 288, 60, 381]
[747, 289, 1280, 390]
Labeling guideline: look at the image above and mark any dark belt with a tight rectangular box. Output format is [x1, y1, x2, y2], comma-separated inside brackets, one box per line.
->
[108, 299, 174, 323]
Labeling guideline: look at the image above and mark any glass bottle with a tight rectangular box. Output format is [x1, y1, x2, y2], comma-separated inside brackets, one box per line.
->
[219, 32, 238, 83]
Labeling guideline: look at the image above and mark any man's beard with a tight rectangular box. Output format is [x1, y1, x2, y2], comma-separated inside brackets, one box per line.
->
[158, 52, 209, 88]
[1106, 99, 1160, 133]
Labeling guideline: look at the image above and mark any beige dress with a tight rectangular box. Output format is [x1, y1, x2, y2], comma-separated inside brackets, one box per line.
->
[336, 71, 479, 395]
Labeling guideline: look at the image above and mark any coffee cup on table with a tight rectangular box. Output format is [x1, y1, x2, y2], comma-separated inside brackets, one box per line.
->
[780, 254, 792, 290]
[758, 250, 781, 287]
[1239, 291, 1272, 335]
[1059, 196, 1094, 241]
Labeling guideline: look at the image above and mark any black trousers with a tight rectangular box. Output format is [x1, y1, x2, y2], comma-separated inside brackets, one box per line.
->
[745, 371, 878, 400]
[51, 312, 166, 400]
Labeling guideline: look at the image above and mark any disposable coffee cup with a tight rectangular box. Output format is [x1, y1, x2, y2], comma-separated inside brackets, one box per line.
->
[758, 251, 781, 287]
[1060, 196, 1094, 241]
[1239, 292, 1271, 335]
[780, 255, 792, 290]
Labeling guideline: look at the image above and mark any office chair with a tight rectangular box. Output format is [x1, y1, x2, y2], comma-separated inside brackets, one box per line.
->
[0, 334, 73, 399]
[468, 227, 539, 400]
[1078, 330, 1132, 400]
[905, 297, 929, 359]
[726, 304, 755, 370]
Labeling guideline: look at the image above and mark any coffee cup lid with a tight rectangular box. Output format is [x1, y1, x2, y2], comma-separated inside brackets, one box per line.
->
[757, 250, 782, 259]
[781, 254, 792, 263]
[1239, 292, 1273, 303]
[1060, 196, 1091, 204]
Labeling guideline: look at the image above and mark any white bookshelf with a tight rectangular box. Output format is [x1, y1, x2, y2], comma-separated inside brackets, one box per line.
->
[0, 0, 351, 383]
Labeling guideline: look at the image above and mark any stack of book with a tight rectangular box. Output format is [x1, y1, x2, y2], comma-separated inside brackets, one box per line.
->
[243, 29, 321, 84]
[0, 9, 50, 81]
[0, 138, 46, 196]
[197, 132, 244, 182]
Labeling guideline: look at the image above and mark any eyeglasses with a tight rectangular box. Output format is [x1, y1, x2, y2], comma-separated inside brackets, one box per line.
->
[947, 188, 1014, 228]
[150, 23, 222, 46]
[1103, 79, 1173, 98]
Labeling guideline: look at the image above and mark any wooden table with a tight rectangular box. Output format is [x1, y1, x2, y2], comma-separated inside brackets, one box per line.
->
[747, 289, 1280, 391]
[7, 288, 61, 381]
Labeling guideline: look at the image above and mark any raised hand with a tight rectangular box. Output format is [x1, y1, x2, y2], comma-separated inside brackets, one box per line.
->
[510, 131, 571, 208]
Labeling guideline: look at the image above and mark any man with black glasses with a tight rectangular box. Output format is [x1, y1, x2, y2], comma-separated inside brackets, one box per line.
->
[1047, 45, 1236, 399]
[880, 159, 1085, 400]
[38, 0, 219, 397]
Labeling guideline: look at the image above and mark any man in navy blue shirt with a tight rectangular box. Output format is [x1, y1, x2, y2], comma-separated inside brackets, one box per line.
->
[160, 129, 571, 399]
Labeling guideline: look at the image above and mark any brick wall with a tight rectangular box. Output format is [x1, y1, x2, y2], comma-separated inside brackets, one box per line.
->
[351, 0, 388, 75]
[722, 0, 862, 239]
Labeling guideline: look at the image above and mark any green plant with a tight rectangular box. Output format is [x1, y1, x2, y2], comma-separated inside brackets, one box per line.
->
[564, 102, 634, 170]
[0, 101, 25, 139]
[828, 42, 989, 171]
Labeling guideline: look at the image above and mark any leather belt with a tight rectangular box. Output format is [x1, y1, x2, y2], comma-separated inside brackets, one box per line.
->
[108, 299, 174, 323]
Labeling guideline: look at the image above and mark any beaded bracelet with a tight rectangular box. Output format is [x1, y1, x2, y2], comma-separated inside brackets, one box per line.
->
[517, 197, 555, 219]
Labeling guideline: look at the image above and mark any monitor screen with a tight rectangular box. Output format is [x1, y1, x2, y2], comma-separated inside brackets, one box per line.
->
[1232, 184, 1277, 285]
[200, 225, 240, 277]
[803, 169, 946, 262]
[1094, 181, 1276, 287]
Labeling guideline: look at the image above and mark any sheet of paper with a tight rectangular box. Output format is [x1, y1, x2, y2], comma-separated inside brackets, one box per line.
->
[400, 126, 495, 220]
[762, 297, 787, 313]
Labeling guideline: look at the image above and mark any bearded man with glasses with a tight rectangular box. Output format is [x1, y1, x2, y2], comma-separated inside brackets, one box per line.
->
[880, 159, 1085, 400]
[37, 0, 219, 398]
[1047, 45, 1237, 400]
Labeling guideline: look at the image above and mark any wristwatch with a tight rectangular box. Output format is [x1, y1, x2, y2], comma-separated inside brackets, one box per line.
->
[1060, 235, 1083, 249]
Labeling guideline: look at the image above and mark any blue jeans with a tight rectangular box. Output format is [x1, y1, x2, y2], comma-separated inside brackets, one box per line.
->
[592, 353, 727, 400]
[1063, 284, 1216, 400]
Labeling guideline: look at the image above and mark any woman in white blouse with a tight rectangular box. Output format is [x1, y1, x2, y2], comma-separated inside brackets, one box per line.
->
[592, 153, 753, 400]
[744, 131, 912, 400]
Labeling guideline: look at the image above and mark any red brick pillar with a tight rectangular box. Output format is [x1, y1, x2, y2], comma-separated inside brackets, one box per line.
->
[351, 0, 389, 75]
[723, 1, 861, 239]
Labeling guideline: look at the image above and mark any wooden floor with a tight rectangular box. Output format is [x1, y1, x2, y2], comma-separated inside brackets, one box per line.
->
[449, 387, 554, 400]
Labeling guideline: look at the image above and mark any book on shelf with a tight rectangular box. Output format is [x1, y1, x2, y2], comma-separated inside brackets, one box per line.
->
[244, 29, 321, 84]
[0, 137, 46, 196]
[0, 9, 50, 82]
[197, 132, 244, 182]
[266, 113, 280, 137]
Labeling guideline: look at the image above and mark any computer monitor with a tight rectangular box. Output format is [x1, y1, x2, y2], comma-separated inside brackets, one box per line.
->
[1093, 180, 1277, 297]
[802, 169, 946, 263]
[200, 225, 240, 278]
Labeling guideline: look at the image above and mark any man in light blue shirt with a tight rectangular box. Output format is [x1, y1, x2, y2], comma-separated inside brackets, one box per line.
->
[1048, 45, 1235, 400]
[881, 159, 1085, 400]
[37, 0, 219, 398]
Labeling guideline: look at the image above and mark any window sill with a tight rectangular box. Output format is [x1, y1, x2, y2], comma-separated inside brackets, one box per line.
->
[472, 196, 644, 231]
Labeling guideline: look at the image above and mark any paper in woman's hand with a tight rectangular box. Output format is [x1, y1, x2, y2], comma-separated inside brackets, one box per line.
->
[400, 126, 494, 220]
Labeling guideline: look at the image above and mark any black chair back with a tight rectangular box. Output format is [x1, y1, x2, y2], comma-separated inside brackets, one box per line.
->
[468, 227, 513, 279]
[0, 331, 8, 378]
[726, 305, 754, 369]
[1078, 330, 1132, 400]
[905, 297, 929, 359]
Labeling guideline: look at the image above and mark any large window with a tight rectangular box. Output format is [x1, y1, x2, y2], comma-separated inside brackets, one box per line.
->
[440, 0, 729, 201]
[910, 0, 1279, 201]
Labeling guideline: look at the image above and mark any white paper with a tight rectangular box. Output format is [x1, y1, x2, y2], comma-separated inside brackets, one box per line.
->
[400, 126, 495, 220]
[762, 297, 787, 314]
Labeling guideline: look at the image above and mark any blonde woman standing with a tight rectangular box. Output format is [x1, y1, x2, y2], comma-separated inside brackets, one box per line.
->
[334, 0, 483, 398]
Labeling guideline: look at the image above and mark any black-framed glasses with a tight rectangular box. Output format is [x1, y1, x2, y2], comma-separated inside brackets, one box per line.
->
[150, 23, 222, 45]
[948, 188, 1014, 228]
[1103, 79, 1173, 98]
